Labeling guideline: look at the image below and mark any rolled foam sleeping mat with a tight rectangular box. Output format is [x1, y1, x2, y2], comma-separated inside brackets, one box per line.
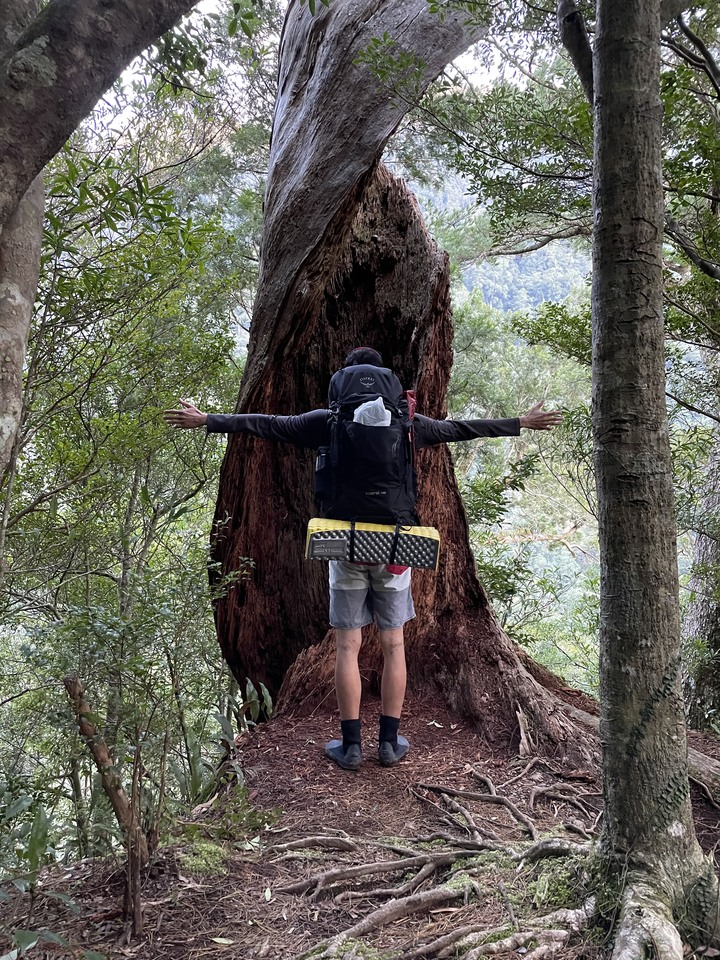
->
[305, 518, 440, 570]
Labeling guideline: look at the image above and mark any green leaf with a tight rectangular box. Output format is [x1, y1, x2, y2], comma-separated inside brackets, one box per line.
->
[26, 806, 50, 882]
[245, 678, 260, 723]
[3, 796, 33, 821]
[259, 682, 273, 719]
[215, 712, 235, 744]
[39, 932, 68, 946]
[13, 931, 40, 951]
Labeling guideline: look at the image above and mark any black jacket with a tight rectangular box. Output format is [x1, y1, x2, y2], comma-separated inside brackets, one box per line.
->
[205, 409, 521, 448]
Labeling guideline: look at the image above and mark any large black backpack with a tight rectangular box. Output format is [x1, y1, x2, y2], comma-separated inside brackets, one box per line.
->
[315, 364, 418, 525]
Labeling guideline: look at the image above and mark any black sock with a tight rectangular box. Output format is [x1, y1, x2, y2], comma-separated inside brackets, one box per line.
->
[379, 714, 400, 747]
[341, 718, 361, 751]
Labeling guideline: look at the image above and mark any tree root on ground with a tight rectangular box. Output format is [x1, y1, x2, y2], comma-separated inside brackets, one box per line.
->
[418, 781, 538, 839]
[397, 897, 596, 960]
[515, 837, 592, 865]
[316, 885, 469, 958]
[292, 796, 599, 959]
[287, 769, 717, 960]
[611, 877, 685, 960]
[276, 849, 480, 898]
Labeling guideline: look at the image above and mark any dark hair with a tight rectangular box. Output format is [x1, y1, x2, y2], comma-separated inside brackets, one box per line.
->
[345, 347, 383, 367]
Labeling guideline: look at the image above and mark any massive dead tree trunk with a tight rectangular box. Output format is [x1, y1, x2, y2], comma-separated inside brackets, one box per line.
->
[211, 0, 584, 758]
[592, 0, 718, 950]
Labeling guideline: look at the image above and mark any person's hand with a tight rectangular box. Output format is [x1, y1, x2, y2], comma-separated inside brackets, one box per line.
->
[519, 401, 563, 431]
[163, 399, 208, 429]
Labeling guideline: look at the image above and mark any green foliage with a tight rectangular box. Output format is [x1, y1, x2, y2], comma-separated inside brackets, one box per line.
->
[0, 4, 279, 877]
[177, 788, 280, 846]
[526, 854, 590, 911]
[0, 792, 53, 893]
[461, 454, 539, 527]
[447, 286, 597, 685]
[354, 34, 428, 101]
[178, 839, 227, 877]
[514, 302, 591, 367]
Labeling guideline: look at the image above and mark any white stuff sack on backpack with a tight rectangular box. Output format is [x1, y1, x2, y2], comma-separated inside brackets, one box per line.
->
[353, 397, 391, 427]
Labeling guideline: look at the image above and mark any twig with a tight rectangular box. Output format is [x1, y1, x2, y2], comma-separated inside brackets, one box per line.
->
[470, 771, 497, 795]
[689, 775, 720, 810]
[334, 857, 448, 903]
[446, 796, 502, 843]
[398, 922, 498, 960]
[529, 784, 591, 817]
[499, 881, 519, 930]
[410, 786, 480, 839]
[418, 783, 538, 840]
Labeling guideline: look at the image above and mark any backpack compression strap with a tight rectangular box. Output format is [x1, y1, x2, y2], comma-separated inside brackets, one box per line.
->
[347, 519, 403, 565]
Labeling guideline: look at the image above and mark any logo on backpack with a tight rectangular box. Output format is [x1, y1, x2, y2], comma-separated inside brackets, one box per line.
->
[315, 364, 417, 525]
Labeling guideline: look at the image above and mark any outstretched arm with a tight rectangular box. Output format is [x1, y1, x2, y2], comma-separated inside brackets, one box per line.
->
[414, 402, 562, 449]
[164, 401, 331, 448]
[163, 400, 207, 429]
[519, 401, 563, 431]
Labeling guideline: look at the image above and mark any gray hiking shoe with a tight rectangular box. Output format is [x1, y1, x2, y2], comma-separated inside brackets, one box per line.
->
[378, 735, 409, 767]
[325, 739, 362, 771]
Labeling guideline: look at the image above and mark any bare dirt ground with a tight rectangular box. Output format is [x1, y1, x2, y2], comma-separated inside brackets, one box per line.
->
[3, 693, 720, 960]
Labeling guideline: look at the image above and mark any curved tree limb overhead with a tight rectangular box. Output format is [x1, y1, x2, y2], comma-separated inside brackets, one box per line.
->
[0, 0, 201, 232]
[557, 0, 693, 106]
[240, 0, 485, 405]
[557, 0, 594, 103]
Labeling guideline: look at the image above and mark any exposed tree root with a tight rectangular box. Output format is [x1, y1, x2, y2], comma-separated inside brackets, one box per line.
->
[285, 766, 717, 960]
[277, 849, 479, 898]
[611, 877, 685, 960]
[296, 779, 601, 960]
[515, 837, 593, 865]
[410, 786, 513, 850]
[529, 782, 593, 818]
[268, 834, 357, 854]
[397, 898, 596, 960]
[418, 781, 538, 839]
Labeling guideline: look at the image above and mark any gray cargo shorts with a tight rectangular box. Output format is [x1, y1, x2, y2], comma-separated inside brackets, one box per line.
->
[329, 560, 416, 630]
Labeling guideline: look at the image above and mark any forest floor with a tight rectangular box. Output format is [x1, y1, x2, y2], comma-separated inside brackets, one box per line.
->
[3, 692, 720, 960]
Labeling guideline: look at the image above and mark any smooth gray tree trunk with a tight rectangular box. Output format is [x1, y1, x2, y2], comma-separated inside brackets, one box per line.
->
[592, 0, 718, 951]
[0, 2, 43, 481]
